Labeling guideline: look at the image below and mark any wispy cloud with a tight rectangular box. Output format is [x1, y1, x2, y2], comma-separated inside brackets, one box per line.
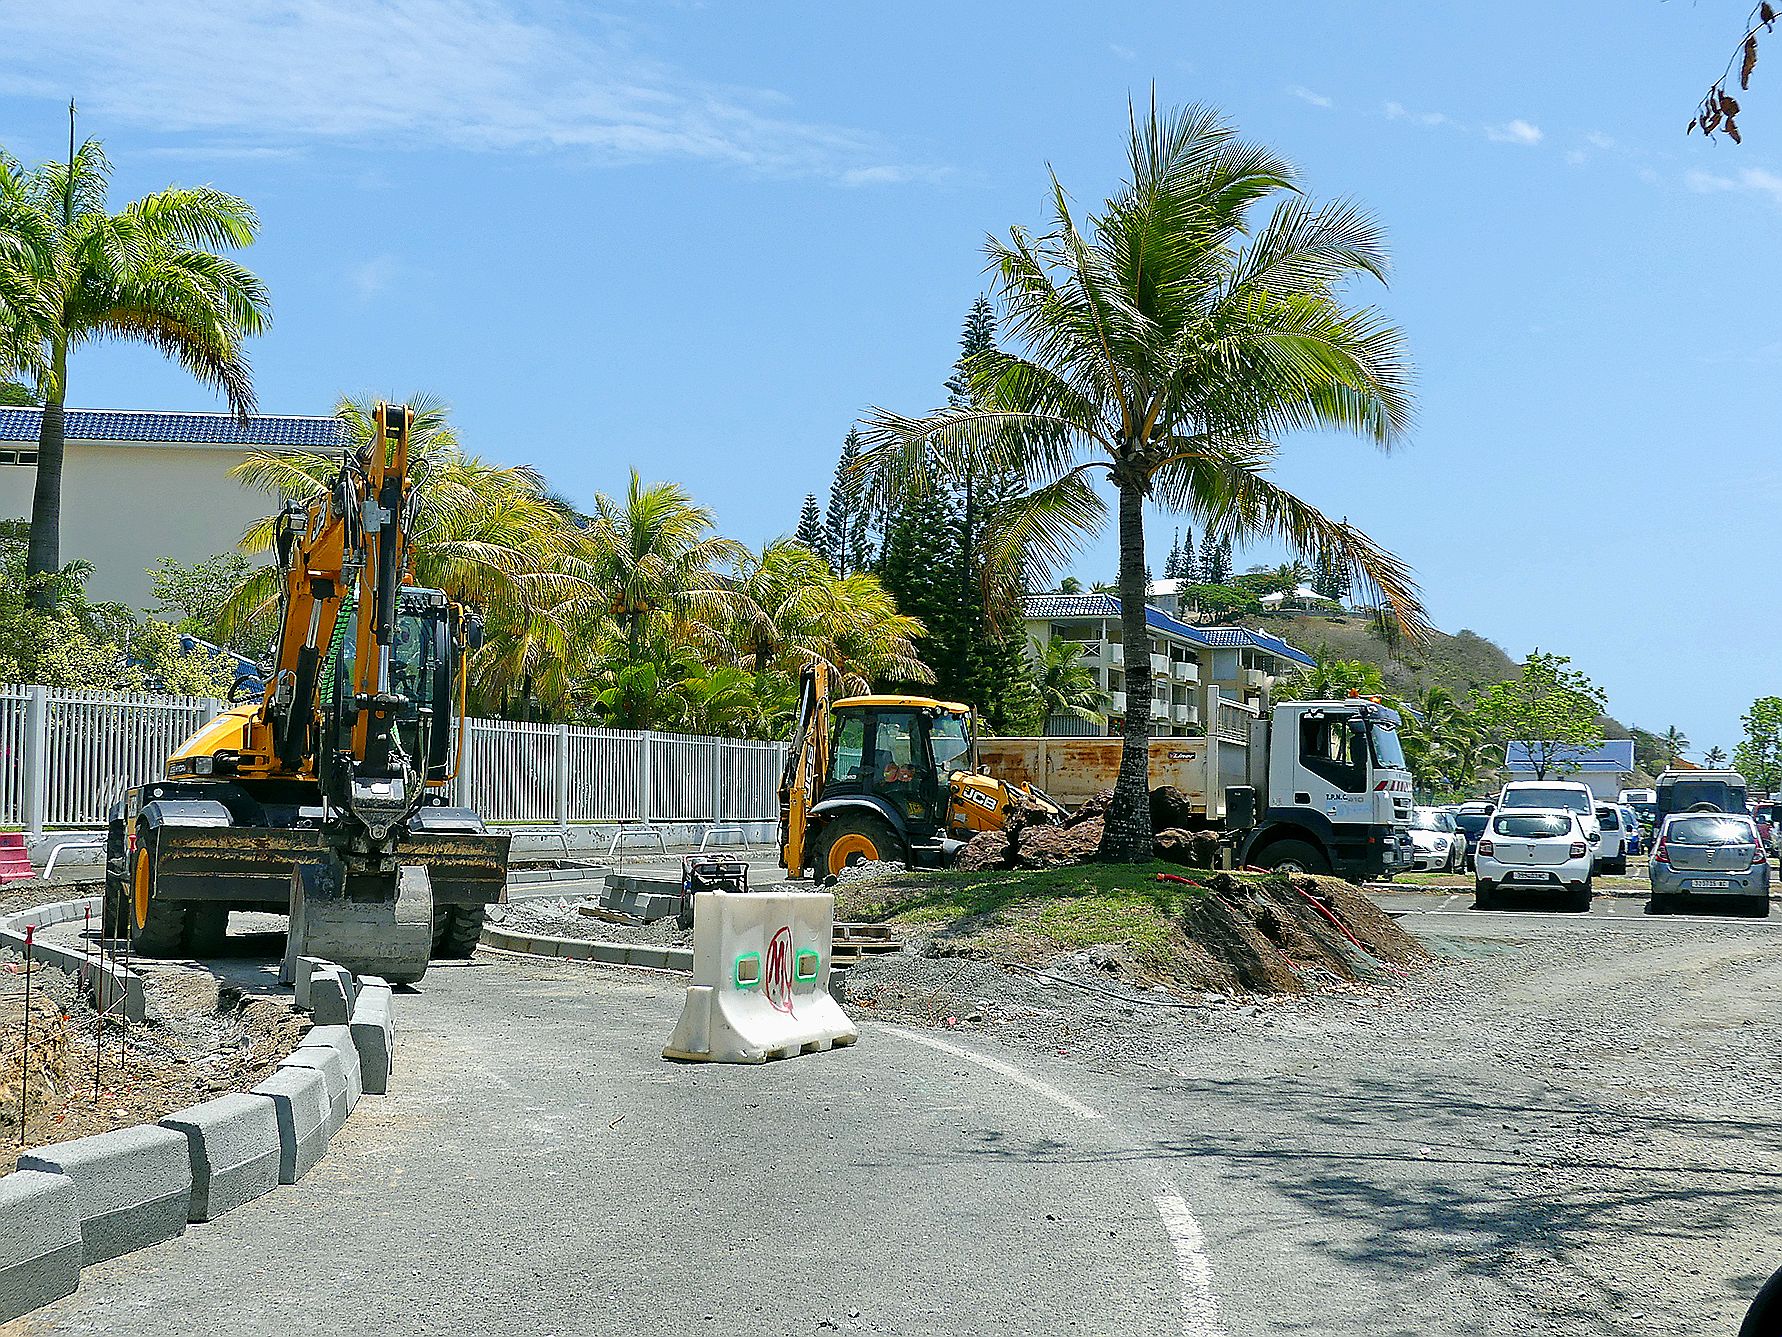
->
[1109, 43, 1137, 62]
[1585, 131, 1617, 151]
[1, 0, 935, 183]
[1486, 119, 1544, 146]
[1685, 165, 1782, 206]
[1287, 85, 1332, 109]
[350, 255, 399, 301]
[1383, 101, 1448, 128]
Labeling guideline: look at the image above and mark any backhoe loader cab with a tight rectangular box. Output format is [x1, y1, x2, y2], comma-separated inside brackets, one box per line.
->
[779, 667, 1061, 881]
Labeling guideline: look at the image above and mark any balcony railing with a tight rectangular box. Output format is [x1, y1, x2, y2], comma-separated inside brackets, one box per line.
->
[1173, 660, 1199, 684]
[1109, 690, 1127, 713]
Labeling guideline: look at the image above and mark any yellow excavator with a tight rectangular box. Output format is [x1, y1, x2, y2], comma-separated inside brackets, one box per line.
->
[104, 402, 509, 983]
[779, 663, 1063, 880]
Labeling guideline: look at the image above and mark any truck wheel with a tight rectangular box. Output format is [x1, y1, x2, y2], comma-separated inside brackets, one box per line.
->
[813, 813, 902, 882]
[129, 842, 188, 957]
[102, 818, 126, 939]
[431, 904, 486, 959]
[1252, 840, 1329, 877]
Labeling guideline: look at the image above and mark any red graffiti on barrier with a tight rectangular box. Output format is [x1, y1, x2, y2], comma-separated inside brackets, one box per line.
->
[764, 926, 795, 1016]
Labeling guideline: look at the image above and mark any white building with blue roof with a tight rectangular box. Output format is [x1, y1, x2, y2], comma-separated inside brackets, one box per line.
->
[1022, 592, 1316, 737]
[0, 406, 348, 607]
[1503, 740, 1637, 800]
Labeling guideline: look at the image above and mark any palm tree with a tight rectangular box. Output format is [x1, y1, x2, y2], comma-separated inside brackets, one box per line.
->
[0, 113, 270, 601]
[1662, 725, 1691, 769]
[223, 394, 585, 717]
[1032, 637, 1112, 727]
[860, 99, 1425, 861]
[1704, 745, 1728, 768]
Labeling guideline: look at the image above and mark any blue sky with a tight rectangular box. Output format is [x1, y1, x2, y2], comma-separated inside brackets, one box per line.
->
[4, 2, 1777, 756]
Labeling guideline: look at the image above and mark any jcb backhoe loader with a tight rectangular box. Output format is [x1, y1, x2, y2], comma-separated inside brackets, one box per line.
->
[779, 663, 1063, 880]
[105, 402, 508, 983]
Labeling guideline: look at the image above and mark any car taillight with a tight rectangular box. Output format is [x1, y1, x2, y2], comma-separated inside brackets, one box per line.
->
[1570, 842, 1587, 858]
[1477, 839, 1494, 857]
[1753, 846, 1768, 866]
[1653, 841, 1669, 864]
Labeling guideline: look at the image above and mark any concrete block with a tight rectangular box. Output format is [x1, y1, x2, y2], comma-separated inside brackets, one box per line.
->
[159, 1094, 281, 1223]
[19, 1125, 191, 1265]
[278, 1047, 351, 1134]
[253, 1067, 332, 1184]
[297, 1025, 363, 1111]
[309, 965, 353, 1025]
[291, 956, 331, 1009]
[0, 1169, 82, 1322]
[349, 988, 395, 1095]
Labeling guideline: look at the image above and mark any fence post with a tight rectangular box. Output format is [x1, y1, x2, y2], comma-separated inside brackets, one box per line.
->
[455, 717, 476, 809]
[640, 730, 655, 825]
[22, 685, 48, 838]
[553, 724, 570, 829]
[711, 740, 723, 824]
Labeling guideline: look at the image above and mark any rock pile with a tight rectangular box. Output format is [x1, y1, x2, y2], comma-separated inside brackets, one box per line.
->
[953, 785, 1222, 871]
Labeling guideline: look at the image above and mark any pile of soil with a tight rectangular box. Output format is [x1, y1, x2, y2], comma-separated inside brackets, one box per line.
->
[956, 786, 1220, 872]
[0, 941, 308, 1149]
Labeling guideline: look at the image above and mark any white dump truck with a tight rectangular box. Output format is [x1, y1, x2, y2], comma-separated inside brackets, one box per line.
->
[979, 695, 1415, 880]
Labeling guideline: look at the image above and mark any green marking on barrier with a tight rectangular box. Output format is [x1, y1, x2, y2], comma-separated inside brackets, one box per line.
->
[735, 952, 762, 988]
[794, 948, 819, 983]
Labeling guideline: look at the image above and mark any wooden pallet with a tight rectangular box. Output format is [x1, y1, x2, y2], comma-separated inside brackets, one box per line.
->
[832, 922, 899, 966]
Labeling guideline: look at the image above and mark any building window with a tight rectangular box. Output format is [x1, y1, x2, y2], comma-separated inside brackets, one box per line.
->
[0, 449, 38, 466]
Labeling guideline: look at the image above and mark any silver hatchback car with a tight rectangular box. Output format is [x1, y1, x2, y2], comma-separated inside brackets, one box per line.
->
[1648, 812, 1772, 917]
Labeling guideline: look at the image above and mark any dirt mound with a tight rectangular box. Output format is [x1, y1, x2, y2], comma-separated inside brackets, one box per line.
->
[1014, 819, 1105, 869]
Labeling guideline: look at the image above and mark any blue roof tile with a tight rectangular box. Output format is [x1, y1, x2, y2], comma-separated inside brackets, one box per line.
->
[0, 406, 349, 449]
[1022, 595, 1315, 665]
[1505, 740, 1636, 774]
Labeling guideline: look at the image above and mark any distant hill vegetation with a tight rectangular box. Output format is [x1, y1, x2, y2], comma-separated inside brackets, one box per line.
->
[1272, 612, 1634, 742]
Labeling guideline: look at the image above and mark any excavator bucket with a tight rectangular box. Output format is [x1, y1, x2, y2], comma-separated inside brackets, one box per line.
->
[283, 855, 435, 985]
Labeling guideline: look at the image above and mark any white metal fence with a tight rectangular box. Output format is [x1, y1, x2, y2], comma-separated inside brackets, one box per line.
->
[1, 683, 786, 835]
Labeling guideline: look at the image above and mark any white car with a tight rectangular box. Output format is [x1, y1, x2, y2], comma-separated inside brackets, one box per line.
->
[1474, 807, 1594, 912]
[1498, 780, 1603, 869]
[1593, 802, 1631, 875]
[1407, 807, 1466, 872]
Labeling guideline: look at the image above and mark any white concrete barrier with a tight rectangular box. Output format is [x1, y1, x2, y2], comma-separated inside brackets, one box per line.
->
[159, 1094, 282, 1223]
[18, 1126, 192, 1265]
[0, 1169, 82, 1321]
[663, 891, 857, 1064]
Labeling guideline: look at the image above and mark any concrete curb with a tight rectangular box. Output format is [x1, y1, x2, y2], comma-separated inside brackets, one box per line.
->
[599, 872, 683, 923]
[0, 1169, 83, 1322]
[0, 897, 146, 1023]
[0, 919, 401, 1325]
[19, 1125, 192, 1265]
[478, 923, 692, 973]
[158, 1094, 282, 1223]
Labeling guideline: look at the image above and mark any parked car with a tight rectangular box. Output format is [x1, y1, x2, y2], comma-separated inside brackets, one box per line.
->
[1619, 804, 1645, 857]
[1498, 780, 1603, 868]
[1452, 802, 1495, 870]
[1408, 807, 1465, 872]
[1648, 811, 1771, 917]
[1593, 803, 1631, 875]
[1474, 808, 1594, 912]
[1750, 801, 1776, 857]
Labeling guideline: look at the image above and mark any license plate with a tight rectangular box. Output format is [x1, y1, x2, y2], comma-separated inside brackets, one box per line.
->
[1510, 871, 1551, 882]
[1689, 879, 1732, 889]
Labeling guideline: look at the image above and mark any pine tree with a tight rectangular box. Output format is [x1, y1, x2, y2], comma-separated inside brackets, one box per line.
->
[1164, 531, 1183, 581]
[1179, 527, 1199, 584]
[1203, 535, 1233, 585]
[825, 428, 872, 576]
[794, 493, 826, 559]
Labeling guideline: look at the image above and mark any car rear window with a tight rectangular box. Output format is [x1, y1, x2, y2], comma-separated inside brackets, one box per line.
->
[1493, 814, 1572, 838]
[1595, 807, 1620, 828]
[1454, 813, 1489, 835]
[1504, 787, 1591, 814]
[1666, 816, 1755, 844]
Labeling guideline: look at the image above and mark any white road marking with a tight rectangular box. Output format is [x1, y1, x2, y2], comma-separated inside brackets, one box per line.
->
[877, 1022, 1103, 1120]
[1154, 1189, 1228, 1337]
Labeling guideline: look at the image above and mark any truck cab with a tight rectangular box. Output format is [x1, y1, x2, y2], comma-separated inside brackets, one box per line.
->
[1236, 699, 1414, 880]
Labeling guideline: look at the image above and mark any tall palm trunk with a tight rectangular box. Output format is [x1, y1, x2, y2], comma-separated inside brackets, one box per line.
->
[1100, 477, 1153, 861]
[25, 341, 68, 609]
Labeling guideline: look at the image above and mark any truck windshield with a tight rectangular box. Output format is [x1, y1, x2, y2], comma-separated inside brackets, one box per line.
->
[928, 713, 973, 777]
[1368, 723, 1406, 770]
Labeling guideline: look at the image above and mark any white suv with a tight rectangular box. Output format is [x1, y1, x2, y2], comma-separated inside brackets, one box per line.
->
[1474, 808, 1594, 912]
[1593, 803, 1630, 875]
[1499, 780, 1604, 869]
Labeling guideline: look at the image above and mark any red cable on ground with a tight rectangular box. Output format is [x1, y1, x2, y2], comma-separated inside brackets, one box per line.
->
[1288, 881, 1412, 979]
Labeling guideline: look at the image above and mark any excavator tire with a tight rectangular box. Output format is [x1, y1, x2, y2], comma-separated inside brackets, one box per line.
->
[129, 841, 188, 957]
[187, 906, 231, 958]
[432, 904, 486, 959]
[813, 812, 902, 883]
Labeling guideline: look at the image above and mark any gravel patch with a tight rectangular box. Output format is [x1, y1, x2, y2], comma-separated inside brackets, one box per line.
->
[487, 897, 693, 948]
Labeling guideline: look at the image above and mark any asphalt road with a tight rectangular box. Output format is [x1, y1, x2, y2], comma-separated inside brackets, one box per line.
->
[15, 891, 1781, 1337]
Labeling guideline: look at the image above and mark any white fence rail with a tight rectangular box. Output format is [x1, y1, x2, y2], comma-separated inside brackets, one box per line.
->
[1, 683, 786, 836]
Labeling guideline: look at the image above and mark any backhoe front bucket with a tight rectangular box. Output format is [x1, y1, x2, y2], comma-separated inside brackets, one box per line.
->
[282, 855, 435, 985]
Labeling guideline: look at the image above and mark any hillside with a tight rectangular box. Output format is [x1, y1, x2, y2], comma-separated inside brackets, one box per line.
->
[1270, 611, 1634, 741]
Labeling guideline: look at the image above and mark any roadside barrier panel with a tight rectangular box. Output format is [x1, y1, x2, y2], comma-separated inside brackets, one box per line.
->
[349, 986, 395, 1096]
[159, 1094, 282, 1223]
[278, 1048, 352, 1135]
[253, 1067, 332, 1184]
[663, 891, 857, 1064]
[297, 1025, 363, 1110]
[0, 1169, 82, 1321]
[18, 1126, 192, 1265]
